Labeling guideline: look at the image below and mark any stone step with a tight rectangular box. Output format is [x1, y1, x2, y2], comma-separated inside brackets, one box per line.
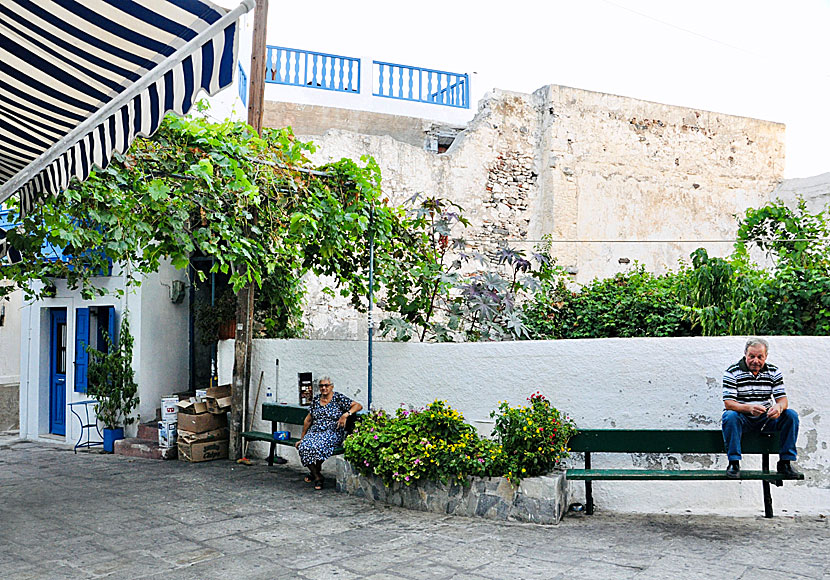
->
[137, 421, 160, 440]
[114, 438, 177, 460]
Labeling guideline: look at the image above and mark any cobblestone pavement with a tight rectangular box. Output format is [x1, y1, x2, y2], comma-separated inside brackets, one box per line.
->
[1, 436, 828, 580]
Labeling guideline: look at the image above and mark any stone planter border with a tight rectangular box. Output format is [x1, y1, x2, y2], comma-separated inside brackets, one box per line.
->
[334, 457, 568, 525]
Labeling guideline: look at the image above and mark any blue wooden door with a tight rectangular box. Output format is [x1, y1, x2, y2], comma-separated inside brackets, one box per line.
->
[49, 309, 68, 436]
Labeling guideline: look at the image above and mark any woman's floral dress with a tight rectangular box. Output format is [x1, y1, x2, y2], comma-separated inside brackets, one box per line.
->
[297, 392, 354, 466]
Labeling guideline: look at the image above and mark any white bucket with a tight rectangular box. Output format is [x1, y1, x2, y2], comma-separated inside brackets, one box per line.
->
[161, 396, 178, 422]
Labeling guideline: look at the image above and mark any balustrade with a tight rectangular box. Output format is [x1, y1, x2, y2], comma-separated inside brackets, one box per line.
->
[265, 46, 359, 93]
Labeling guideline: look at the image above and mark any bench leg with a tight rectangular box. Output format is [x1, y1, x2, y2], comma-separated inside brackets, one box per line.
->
[584, 451, 594, 515]
[763, 481, 773, 518]
[586, 481, 594, 515]
[267, 441, 276, 467]
[762, 453, 773, 518]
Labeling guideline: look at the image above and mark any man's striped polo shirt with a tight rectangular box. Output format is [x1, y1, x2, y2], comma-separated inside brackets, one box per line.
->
[723, 358, 786, 409]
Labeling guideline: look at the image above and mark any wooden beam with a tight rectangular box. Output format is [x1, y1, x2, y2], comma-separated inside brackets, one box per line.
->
[230, 0, 268, 460]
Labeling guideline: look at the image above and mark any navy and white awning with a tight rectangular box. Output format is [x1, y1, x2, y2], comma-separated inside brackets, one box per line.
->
[0, 0, 254, 219]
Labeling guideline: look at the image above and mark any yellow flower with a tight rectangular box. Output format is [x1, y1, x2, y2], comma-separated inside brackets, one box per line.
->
[523, 426, 527, 431]
[522, 468, 526, 473]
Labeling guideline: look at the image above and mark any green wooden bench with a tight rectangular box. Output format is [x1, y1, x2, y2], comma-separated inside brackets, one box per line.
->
[241, 402, 356, 466]
[567, 429, 804, 518]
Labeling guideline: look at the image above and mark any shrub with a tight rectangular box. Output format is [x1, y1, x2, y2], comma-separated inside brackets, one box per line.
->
[344, 395, 577, 487]
[490, 392, 577, 483]
[344, 400, 500, 486]
[523, 265, 691, 339]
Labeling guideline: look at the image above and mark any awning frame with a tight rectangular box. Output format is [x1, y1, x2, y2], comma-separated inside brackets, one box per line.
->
[0, 0, 255, 207]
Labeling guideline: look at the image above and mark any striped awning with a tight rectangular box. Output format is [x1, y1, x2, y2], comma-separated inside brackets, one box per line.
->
[0, 0, 254, 219]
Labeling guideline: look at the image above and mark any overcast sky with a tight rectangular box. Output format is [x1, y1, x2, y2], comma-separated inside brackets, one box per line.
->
[254, 0, 829, 179]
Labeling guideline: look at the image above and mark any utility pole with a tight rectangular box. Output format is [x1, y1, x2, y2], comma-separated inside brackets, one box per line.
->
[230, 0, 268, 460]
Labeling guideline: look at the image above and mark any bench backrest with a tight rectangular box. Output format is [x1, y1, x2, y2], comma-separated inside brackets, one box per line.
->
[263, 403, 310, 424]
[569, 429, 780, 454]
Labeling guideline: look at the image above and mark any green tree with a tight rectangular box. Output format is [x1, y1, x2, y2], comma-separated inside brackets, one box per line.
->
[2, 114, 413, 337]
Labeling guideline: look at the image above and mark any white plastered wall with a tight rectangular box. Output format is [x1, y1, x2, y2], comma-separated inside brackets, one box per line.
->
[18, 261, 190, 444]
[218, 336, 829, 516]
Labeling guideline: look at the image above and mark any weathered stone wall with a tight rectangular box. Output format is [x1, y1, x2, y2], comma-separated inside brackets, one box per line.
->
[268, 85, 785, 339]
[263, 101, 463, 150]
[334, 457, 568, 525]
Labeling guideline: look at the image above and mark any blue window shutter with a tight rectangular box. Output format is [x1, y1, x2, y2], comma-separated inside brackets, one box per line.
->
[107, 307, 117, 350]
[74, 308, 90, 393]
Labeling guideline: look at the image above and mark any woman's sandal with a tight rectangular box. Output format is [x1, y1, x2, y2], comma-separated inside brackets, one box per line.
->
[303, 475, 314, 484]
[314, 478, 324, 490]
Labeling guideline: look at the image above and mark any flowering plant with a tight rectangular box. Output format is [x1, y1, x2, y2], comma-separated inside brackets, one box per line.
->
[344, 393, 576, 487]
[490, 392, 577, 483]
[344, 400, 503, 486]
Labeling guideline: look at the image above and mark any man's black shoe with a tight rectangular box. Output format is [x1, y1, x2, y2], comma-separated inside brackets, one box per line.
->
[777, 460, 800, 478]
[726, 460, 740, 479]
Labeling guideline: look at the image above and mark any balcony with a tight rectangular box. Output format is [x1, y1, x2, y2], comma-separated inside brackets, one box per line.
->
[237, 47, 474, 129]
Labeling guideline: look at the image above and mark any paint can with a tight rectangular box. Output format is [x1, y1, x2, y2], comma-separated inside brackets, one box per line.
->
[158, 421, 178, 448]
[161, 396, 178, 422]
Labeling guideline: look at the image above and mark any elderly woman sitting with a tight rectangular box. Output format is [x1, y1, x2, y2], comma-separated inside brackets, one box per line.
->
[294, 376, 362, 490]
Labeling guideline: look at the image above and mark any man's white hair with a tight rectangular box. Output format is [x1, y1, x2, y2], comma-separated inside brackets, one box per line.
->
[745, 337, 769, 354]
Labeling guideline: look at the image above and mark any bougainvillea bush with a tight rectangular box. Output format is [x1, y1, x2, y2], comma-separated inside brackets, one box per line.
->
[490, 392, 577, 483]
[344, 400, 503, 486]
[344, 395, 576, 486]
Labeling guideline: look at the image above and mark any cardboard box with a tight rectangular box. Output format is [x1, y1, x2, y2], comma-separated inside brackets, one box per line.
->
[206, 385, 231, 399]
[176, 399, 207, 415]
[177, 410, 227, 434]
[177, 427, 228, 445]
[178, 440, 228, 462]
[206, 396, 232, 415]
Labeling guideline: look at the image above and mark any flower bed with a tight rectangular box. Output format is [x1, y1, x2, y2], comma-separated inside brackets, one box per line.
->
[335, 457, 568, 524]
[339, 393, 575, 523]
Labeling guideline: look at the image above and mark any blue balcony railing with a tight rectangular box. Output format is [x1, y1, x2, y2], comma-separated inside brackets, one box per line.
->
[373, 61, 469, 109]
[238, 62, 248, 106]
[265, 46, 360, 93]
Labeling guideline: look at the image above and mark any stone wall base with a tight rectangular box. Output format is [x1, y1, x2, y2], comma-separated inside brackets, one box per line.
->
[334, 457, 568, 525]
[0, 383, 19, 432]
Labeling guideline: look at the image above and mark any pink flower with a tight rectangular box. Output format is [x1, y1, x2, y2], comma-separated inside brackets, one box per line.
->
[405, 476, 410, 481]
[414, 458, 421, 465]
[364, 460, 370, 466]
[373, 435, 378, 440]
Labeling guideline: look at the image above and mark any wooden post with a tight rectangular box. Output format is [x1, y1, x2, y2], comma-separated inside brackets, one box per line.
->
[230, 0, 268, 460]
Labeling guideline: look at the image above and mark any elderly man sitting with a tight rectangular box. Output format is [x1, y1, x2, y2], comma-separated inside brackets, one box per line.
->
[722, 337, 800, 479]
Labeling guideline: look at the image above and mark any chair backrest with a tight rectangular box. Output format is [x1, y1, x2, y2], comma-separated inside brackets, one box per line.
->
[568, 429, 779, 454]
[263, 402, 310, 424]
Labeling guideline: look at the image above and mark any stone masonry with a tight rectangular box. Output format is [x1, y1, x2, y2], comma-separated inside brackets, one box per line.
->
[334, 456, 568, 525]
[268, 84, 786, 339]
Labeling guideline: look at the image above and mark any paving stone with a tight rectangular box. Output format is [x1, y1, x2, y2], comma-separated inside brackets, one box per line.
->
[1, 440, 828, 580]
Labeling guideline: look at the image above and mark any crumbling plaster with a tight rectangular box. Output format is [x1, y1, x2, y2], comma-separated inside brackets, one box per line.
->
[276, 84, 785, 340]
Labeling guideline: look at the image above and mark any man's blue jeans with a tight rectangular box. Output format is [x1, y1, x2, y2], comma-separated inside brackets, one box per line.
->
[722, 409, 799, 461]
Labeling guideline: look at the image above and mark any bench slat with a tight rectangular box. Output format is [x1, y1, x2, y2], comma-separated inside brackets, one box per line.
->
[567, 468, 804, 481]
[569, 429, 780, 454]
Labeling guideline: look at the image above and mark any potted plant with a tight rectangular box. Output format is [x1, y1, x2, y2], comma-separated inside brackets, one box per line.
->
[87, 314, 139, 452]
[194, 289, 237, 342]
